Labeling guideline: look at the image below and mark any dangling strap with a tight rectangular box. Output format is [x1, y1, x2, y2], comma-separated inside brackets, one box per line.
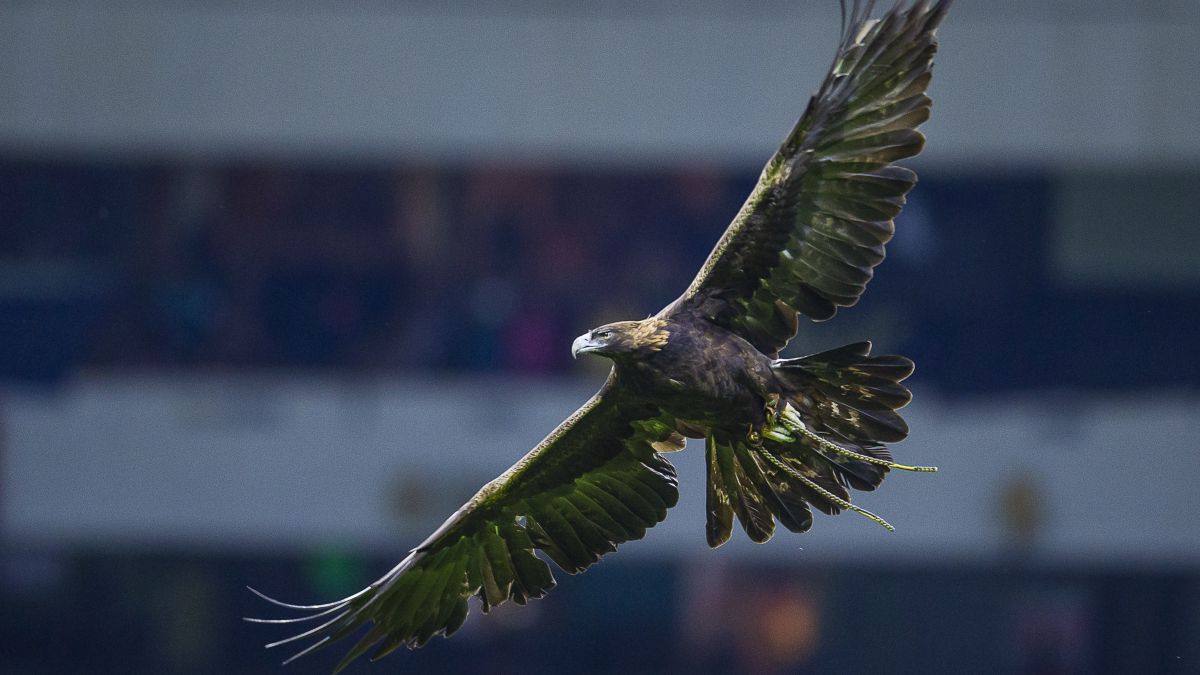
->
[756, 444, 895, 532]
[777, 405, 938, 473]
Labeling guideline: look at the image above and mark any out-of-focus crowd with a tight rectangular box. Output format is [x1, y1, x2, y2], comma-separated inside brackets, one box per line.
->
[1, 162, 749, 373]
[4, 159, 1195, 392]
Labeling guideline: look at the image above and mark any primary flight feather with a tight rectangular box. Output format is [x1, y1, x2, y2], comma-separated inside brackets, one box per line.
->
[249, 0, 951, 669]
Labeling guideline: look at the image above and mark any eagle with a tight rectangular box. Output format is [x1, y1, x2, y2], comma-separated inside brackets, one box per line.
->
[250, 0, 951, 669]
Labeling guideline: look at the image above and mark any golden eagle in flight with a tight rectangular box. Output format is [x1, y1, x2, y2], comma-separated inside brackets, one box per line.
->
[250, 0, 951, 669]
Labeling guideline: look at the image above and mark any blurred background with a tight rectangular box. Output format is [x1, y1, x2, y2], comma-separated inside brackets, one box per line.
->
[2, 1, 1199, 673]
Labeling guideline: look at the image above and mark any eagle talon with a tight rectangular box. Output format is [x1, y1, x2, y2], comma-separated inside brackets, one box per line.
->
[763, 393, 782, 423]
[746, 425, 762, 446]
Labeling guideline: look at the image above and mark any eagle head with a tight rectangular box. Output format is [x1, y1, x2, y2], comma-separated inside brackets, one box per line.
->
[571, 319, 670, 361]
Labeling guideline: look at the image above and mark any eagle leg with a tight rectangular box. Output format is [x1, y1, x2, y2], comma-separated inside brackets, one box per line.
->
[752, 393, 791, 445]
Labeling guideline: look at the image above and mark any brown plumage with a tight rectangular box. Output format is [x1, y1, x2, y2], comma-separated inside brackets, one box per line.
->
[248, 1, 950, 670]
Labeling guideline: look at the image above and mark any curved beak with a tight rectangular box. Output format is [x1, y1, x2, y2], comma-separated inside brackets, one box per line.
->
[571, 332, 599, 359]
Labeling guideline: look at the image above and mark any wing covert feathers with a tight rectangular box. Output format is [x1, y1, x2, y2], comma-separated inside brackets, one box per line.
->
[250, 383, 679, 671]
[669, 0, 951, 354]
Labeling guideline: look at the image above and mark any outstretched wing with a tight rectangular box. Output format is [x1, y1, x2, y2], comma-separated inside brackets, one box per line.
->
[248, 376, 683, 672]
[664, 0, 951, 355]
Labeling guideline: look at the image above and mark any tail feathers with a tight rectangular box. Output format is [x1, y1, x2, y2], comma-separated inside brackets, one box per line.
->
[702, 341, 925, 545]
[740, 445, 813, 534]
[707, 434, 860, 545]
[784, 451, 851, 517]
[774, 341, 914, 444]
[704, 439, 735, 547]
[706, 436, 774, 546]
